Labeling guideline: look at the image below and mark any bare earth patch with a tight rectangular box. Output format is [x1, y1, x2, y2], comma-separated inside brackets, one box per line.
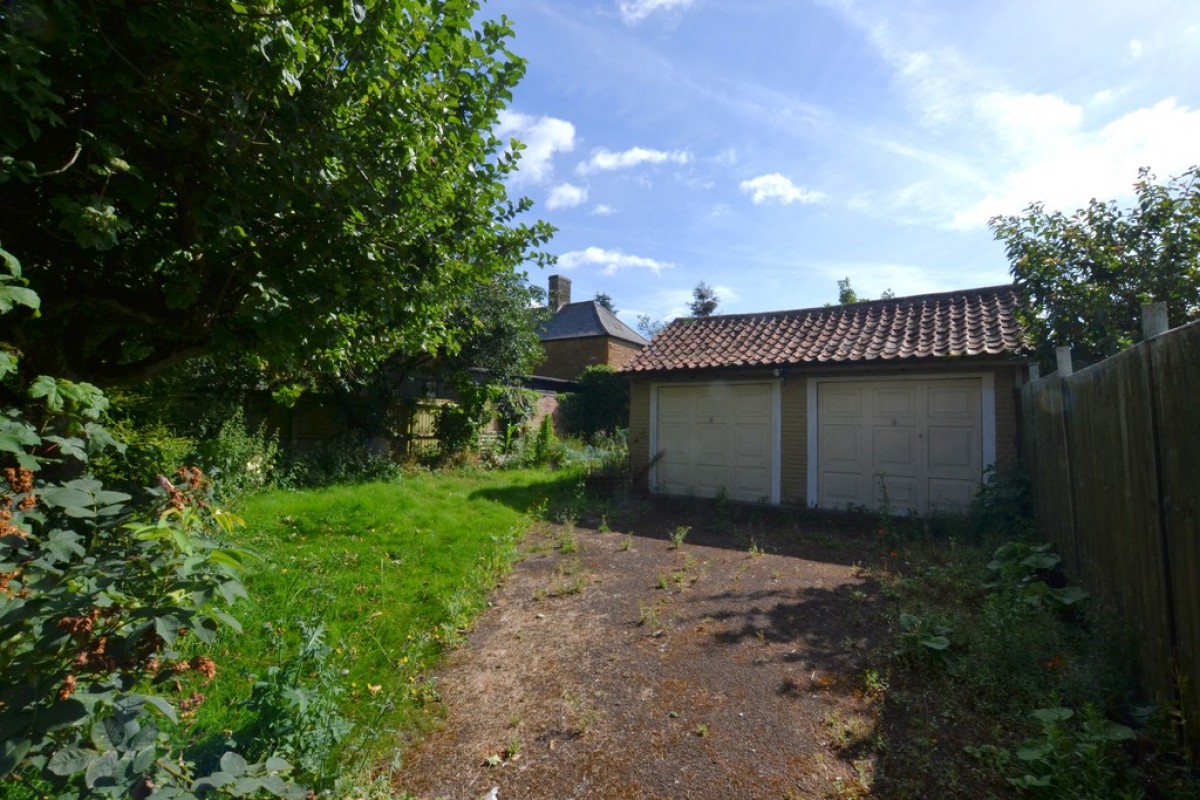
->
[394, 498, 886, 800]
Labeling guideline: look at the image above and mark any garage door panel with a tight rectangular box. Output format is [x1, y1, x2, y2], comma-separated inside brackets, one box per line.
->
[929, 386, 977, 417]
[929, 478, 975, 512]
[927, 426, 977, 471]
[821, 424, 862, 464]
[818, 378, 985, 515]
[733, 386, 771, 417]
[820, 387, 862, 417]
[874, 387, 918, 417]
[658, 422, 691, 462]
[658, 461, 691, 488]
[733, 423, 769, 461]
[821, 472, 863, 508]
[731, 466, 770, 501]
[695, 393, 724, 419]
[654, 383, 774, 503]
[696, 424, 726, 458]
[658, 388, 693, 418]
[873, 426, 916, 471]
[878, 475, 918, 513]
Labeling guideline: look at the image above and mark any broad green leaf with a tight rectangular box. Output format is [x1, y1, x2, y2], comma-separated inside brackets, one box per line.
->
[220, 751, 248, 777]
[48, 745, 95, 776]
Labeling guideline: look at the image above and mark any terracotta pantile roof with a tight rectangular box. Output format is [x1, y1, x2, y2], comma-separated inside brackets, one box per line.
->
[539, 301, 649, 346]
[622, 284, 1025, 374]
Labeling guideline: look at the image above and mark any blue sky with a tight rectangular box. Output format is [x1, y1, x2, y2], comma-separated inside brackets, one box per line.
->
[484, 0, 1200, 329]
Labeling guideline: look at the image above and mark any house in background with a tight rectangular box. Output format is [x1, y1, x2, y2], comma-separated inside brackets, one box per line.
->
[621, 285, 1031, 515]
[537, 275, 649, 382]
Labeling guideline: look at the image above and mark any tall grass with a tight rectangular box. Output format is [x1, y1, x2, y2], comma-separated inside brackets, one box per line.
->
[182, 468, 579, 788]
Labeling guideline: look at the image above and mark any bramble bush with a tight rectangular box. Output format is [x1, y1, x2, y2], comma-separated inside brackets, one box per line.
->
[0, 250, 304, 798]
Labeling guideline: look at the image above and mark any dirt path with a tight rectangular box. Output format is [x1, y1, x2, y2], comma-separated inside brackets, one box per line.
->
[394, 500, 886, 800]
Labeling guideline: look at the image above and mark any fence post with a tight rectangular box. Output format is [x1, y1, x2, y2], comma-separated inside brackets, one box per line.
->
[1056, 346, 1074, 377]
[1142, 301, 1169, 339]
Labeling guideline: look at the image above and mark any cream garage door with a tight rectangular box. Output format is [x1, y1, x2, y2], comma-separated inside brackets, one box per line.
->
[817, 378, 983, 514]
[656, 383, 774, 503]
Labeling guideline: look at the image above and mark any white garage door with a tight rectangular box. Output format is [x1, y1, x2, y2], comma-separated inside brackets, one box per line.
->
[655, 383, 774, 503]
[817, 378, 983, 514]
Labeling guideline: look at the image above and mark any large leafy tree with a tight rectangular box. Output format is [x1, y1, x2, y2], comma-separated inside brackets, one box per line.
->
[0, 0, 553, 386]
[991, 167, 1200, 368]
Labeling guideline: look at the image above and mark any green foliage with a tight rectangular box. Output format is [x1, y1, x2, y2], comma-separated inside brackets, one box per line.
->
[89, 418, 196, 494]
[493, 386, 540, 452]
[559, 365, 629, 438]
[894, 612, 954, 663]
[636, 314, 666, 339]
[984, 541, 1089, 613]
[2, 0, 553, 386]
[991, 166, 1200, 369]
[280, 435, 400, 489]
[594, 292, 617, 313]
[970, 465, 1035, 536]
[198, 408, 280, 505]
[688, 281, 720, 317]
[189, 470, 579, 781]
[530, 415, 563, 467]
[433, 384, 493, 459]
[1007, 706, 1138, 798]
[237, 620, 352, 787]
[837, 277, 860, 305]
[668, 525, 691, 549]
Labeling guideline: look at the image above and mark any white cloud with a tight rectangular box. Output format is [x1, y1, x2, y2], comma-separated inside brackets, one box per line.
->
[557, 246, 675, 276]
[974, 91, 1084, 155]
[739, 173, 827, 205]
[577, 146, 691, 175]
[1129, 39, 1144, 59]
[618, 0, 695, 25]
[953, 97, 1200, 227]
[546, 183, 588, 211]
[495, 110, 576, 184]
[591, 204, 617, 216]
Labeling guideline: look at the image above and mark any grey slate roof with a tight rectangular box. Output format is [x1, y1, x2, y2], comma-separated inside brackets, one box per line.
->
[539, 301, 649, 346]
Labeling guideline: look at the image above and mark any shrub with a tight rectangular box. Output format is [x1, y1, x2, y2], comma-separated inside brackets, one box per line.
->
[281, 434, 401, 489]
[559, 365, 628, 438]
[970, 465, 1035, 536]
[0, 255, 303, 798]
[197, 407, 280, 505]
[88, 416, 196, 495]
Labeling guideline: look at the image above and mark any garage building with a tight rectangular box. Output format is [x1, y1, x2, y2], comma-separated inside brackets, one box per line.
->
[621, 285, 1030, 515]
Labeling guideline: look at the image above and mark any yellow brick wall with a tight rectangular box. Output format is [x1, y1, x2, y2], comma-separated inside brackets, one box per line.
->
[994, 366, 1020, 468]
[607, 339, 645, 371]
[781, 378, 808, 505]
[539, 338, 610, 380]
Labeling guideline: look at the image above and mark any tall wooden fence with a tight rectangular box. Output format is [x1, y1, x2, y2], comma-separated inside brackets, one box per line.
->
[1019, 320, 1200, 751]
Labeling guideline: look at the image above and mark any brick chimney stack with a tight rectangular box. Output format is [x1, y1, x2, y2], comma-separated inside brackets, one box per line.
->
[548, 274, 572, 311]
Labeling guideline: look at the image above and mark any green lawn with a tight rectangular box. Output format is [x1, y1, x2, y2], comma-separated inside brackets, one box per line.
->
[182, 468, 580, 786]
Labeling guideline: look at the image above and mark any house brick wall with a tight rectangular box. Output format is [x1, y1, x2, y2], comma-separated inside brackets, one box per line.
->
[539, 337, 610, 380]
[606, 339, 645, 372]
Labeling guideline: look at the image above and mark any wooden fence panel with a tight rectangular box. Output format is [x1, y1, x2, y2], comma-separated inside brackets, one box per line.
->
[1026, 376, 1078, 569]
[1019, 319, 1200, 758]
[1061, 351, 1174, 698]
[1149, 322, 1200, 736]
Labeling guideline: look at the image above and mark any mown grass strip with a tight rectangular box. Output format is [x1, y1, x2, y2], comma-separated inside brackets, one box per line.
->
[182, 468, 580, 782]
